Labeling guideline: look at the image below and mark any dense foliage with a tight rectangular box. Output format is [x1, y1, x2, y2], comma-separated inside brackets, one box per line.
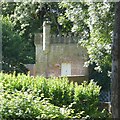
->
[58, 2, 115, 91]
[59, 2, 114, 70]
[0, 73, 110, 119]
[2, 17, 29, 73]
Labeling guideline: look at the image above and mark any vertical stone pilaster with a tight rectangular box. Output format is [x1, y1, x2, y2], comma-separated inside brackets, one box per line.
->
[43, 21, 51, 52]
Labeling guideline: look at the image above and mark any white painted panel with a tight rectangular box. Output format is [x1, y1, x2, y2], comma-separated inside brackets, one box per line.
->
[61, 63, 71, 76]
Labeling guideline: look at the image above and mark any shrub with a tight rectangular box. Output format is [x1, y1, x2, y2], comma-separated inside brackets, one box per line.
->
[0, 72, 110, 119]
[72, 80, 109, 119]
[0, 91, 69, 120]
[47, 77, 74, 106]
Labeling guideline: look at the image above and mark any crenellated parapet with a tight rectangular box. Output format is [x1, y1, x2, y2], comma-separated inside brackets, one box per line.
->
[50, 34, 80, 44]
[34, 33, 81, 45]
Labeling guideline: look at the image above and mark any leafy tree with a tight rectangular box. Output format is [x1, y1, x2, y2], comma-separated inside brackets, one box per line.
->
[59, 2, 114, 91]
[2, 16, 28, 73]
[2, 2, 65, 38]
[59, 2, 113, 70]
[2, 2, 67, 74]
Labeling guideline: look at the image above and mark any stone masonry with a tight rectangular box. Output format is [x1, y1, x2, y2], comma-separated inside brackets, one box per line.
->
[34, 21, 88, 78]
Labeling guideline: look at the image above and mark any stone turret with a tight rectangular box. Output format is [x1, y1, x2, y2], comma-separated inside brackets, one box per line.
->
[34, 21, 50, 77]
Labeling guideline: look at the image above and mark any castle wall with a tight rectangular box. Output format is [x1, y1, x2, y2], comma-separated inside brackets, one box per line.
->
[47, 44, 88, 77]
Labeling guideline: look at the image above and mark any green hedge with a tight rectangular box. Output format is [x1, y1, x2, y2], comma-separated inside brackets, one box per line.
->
[0, 72, 110, 119]
[0, 91, 69, 120]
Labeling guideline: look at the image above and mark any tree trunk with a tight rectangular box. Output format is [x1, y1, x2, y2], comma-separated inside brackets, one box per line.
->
[111, 2, 120, 119]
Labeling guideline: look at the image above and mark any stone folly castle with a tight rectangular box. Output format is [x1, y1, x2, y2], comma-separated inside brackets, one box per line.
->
[33, 21, 88, 82]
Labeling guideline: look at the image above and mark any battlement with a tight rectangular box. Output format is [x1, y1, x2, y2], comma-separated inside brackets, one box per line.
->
[50, 34, 80, 44]
[34, 33, 80, 45]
